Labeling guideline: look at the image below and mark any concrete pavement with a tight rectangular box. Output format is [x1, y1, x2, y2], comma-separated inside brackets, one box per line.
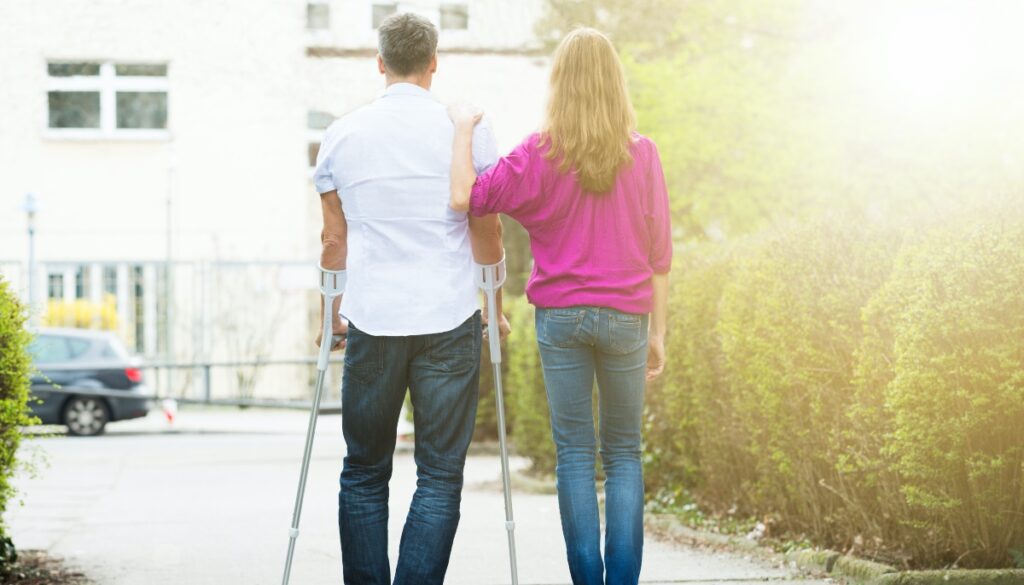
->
[8, 408, 832, 584]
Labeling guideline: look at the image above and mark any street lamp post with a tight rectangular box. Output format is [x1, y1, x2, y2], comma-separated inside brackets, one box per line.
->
[21, 193, 38, 320]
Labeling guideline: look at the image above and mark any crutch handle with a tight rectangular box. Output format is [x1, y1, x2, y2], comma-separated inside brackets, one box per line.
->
[317, 266, 347, 371]
[474, 252, 506, 363]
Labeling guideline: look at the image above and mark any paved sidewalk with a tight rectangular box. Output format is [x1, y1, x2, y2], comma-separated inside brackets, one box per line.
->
[9, 408, 830, 584]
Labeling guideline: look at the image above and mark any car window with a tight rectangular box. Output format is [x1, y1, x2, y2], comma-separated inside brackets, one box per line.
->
[28, 335, 72, 363]
[100, 340, 128, 360]
[67, 337, 91, 360]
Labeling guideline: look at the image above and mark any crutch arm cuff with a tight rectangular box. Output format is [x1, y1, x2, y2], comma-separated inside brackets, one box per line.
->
[318, 264, 347, 297]
[473, 251, 507, 291]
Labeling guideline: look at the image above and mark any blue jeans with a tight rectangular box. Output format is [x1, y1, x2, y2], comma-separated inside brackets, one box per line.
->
[338, 312, 481, 585]
[536, 306, 648, 585]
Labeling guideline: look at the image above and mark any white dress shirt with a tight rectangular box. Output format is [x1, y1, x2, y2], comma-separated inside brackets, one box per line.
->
[313, 82, 498, 336]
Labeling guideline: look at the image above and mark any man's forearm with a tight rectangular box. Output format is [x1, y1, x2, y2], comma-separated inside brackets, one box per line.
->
[468, 213, 503, 264]
[320, 232, 346, 326]
[320, 191, 348, 327]
[469, 213, 505, 315]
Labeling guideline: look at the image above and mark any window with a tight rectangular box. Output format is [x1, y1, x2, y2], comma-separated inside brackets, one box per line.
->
[28, 335, 72, 363]
[48, 92, 100, 128]
[440, 3, 468, 30]
[307, 1, 330, 30]
[103, 265, 118, 296]
[47, 61, 169, 138]
[28, 335, 91, 364]
[307, 110, 335, 168]
[131, 266, 145, 353]
[47, 273, 64, 299]
[74, 266, 90, 299]
[372, 3, 397, 28]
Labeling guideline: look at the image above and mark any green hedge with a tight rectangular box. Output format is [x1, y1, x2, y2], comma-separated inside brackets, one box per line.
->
[637, 200, 1024, 568]
[849, 200, 1024, 567]
[504, 296, 555, 473]
[474, 296, 555, 474]
[0, 277, 37, 552]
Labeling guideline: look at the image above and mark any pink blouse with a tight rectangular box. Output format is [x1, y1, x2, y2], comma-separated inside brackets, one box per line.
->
[470, 132, 673, 314]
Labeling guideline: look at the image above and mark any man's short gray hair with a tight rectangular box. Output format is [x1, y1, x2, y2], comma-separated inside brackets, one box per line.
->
[378, 13, 438, 76]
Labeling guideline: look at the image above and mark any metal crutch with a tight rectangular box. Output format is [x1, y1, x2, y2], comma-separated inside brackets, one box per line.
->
[475, 253, 519, 585]
[281, 266, 347, 585]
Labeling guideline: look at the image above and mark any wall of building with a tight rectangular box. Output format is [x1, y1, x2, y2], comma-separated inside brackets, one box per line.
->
[306, 0, 543, 51]
[0, 0, 550, 397]
[0, 0, 310, 267]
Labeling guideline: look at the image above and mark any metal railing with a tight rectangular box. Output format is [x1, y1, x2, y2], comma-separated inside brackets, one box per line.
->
[34, 357, 346, 411]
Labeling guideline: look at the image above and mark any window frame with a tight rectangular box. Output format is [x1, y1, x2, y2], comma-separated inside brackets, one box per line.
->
[306, 0, 331, 31]
[372, 3, 398, 29]
[45, 61, 170, 141]
[440, 3, 469, 31]
[307, 110, 334, 171]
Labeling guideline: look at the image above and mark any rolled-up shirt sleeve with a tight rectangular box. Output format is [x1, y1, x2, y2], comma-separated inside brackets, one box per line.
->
[647, 140, 673, 274]
[472, 118, 499, 175]
[313, 126, 338, 194]
[469, 133, 541, 220]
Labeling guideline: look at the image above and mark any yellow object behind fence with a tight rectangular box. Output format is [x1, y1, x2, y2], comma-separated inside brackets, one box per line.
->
[42, 295, 119, 330]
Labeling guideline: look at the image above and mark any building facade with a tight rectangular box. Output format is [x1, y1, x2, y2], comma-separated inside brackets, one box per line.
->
[0, 0, 548, 398]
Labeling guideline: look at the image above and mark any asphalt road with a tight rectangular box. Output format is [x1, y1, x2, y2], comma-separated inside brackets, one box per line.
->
[8, 408, 832, 584]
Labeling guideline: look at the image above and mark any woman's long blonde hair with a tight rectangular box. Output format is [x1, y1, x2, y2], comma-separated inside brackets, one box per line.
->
[540, 28, 637, 193]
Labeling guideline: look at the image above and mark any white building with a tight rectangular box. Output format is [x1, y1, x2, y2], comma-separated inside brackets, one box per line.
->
[0, 0, 548, 399]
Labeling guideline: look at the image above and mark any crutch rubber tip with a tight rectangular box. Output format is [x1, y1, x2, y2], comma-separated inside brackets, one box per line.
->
[289, 528, 300, 538]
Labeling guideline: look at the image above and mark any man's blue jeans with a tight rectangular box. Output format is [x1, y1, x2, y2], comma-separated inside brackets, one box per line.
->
[536, 306, 648, 585]
[338, 312, 481, 585]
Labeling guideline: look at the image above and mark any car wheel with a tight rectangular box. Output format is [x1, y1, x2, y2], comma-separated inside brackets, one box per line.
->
[62, 396, 110, 437]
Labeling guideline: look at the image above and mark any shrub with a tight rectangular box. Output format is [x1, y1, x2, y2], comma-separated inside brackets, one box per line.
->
[0, 277, 38, 551]
[853, 197, 1024, 567]
[713, 216, 898, 536]
[644, 243, 736, 509]
[639, 200, 1024, 568]
[504, 296, 555, 474]
[474, 336, 500, 442]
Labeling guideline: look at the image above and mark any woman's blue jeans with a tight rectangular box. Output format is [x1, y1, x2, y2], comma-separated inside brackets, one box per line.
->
[535, 306, 648, 585]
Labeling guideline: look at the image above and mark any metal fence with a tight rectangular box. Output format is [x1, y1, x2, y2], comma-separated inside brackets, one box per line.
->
[32, 356, 346, 410]
[3, 259, 341, 405]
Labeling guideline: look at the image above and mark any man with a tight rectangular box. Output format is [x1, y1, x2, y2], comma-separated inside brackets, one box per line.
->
[312, 12, 507, 585]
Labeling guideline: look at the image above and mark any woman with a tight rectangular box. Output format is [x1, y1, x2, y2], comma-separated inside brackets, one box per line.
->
[449, 28, 671, 585]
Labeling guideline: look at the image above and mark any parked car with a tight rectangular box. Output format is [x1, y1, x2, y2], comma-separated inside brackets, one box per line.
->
[27, 328, 151, 436]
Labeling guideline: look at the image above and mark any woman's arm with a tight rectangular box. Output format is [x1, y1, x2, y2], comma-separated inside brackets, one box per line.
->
[449, 104, 483, 213]
[646, 273, 668, 381]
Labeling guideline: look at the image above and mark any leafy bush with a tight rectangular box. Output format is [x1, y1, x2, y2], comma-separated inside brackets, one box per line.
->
[850, 198, 1024, 567]
[504, 296, 555, 474]
[637, 200, 1024, 568]
[644, 243, 736, 509]
[715, 217, 897, 535]
[0, 277, 38, 551]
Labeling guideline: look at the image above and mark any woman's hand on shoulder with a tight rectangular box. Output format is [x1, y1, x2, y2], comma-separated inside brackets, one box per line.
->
[448, 102, 484, 130]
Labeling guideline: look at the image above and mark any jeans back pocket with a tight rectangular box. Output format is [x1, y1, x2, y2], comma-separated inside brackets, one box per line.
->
[539, 308, 584, 348]
[608, 312, 646, 355]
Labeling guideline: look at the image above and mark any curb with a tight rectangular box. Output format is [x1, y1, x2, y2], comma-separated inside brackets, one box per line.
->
[644, 514, 766, 556]
[785, 548, 897, 584]
[648, 513, 1024, 585]
[873, 570, 1024, 585]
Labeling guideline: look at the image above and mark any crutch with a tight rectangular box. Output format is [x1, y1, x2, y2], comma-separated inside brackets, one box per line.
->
[475, 253, 519, 585]
[281, 266, 346, 585]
